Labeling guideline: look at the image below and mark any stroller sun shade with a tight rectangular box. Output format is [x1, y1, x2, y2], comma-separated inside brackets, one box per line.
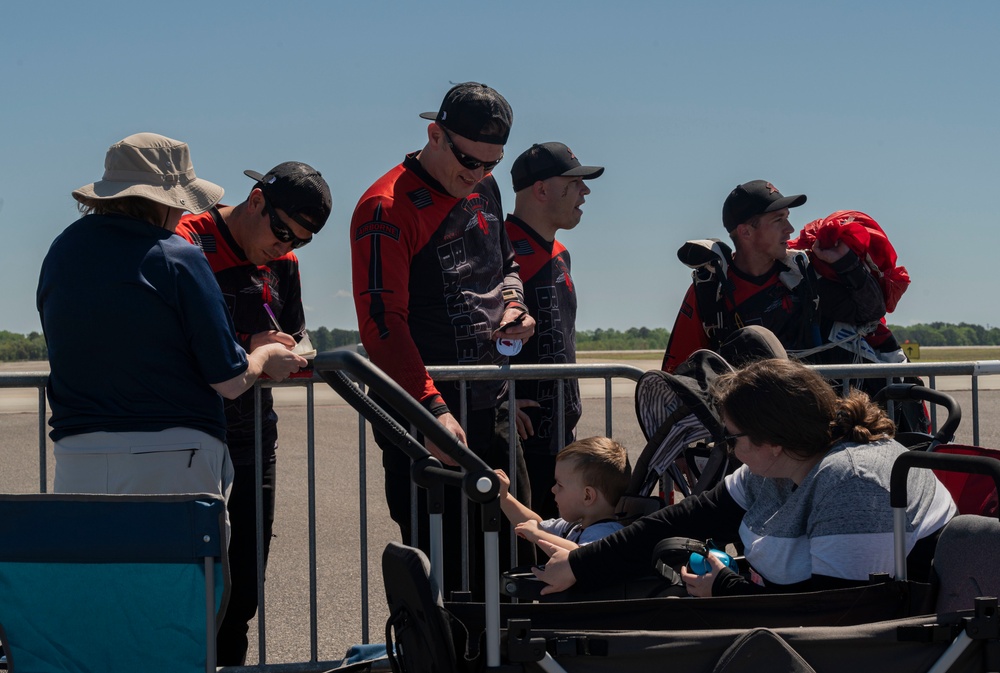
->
[632, 350, 735, 498]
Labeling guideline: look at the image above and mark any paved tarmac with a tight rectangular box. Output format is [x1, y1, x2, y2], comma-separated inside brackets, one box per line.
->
[2, 357, 999, 668]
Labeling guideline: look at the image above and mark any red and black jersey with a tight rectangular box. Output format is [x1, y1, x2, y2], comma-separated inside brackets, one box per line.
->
[351, 154, 524, 414]
[662, 251, 883, 372]
[177, 208, 305, 464]
[504, 215, 580, 455]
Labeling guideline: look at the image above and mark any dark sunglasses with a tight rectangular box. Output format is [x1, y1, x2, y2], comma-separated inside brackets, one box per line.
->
[722, 432, 747, 453]
[441, 127, 503, 172]
[262, 195, 312, 249]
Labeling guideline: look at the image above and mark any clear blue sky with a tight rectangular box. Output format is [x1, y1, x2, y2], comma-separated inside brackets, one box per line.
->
[2, 1, 997, 335]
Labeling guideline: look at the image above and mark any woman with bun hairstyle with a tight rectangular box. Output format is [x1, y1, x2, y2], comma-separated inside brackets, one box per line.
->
[533, 358, 956, 597]
[37, 133, 306, 505]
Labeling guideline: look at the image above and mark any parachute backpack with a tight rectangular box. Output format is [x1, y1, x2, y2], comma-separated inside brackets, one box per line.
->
[789, 209, 912, 361]
[790, 210, 910, 313]
[677, 238, 817, 349]
[676, 239, 736, 344]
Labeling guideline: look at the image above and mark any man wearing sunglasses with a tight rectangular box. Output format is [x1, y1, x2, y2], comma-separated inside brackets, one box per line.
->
[177, 161, 332, 666]
[351, 82, 536, 597]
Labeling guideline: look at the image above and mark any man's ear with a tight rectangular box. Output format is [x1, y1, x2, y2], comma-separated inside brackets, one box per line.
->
[532, 179, 547, 201]
[427, 122, 444, 147]
[582, 485, 597, 504]
[248, 187, 266, 215]
[735, 222, 754, 241]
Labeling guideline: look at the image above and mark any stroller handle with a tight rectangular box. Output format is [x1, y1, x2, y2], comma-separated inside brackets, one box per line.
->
[890, 451, 1000, 579]
[890, 451, 1000, 516]
[314, 349, 499, 504]
[875, 383, 961, 445]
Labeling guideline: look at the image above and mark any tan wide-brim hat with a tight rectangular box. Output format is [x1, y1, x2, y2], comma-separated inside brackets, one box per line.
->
[72, 132, 224, 213]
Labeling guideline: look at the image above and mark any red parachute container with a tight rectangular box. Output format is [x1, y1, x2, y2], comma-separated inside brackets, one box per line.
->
[789, 210, 910, 313]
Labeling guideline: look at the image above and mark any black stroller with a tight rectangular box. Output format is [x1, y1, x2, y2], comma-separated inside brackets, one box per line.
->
[627, 349, 735, 507]
[626, 327, 794, 507]
[315, 350, 1000, 673]
[626, 347, 981, 510]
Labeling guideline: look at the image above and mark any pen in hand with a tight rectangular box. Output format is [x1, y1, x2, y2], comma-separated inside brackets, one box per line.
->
[263, 303, 282, 333]
[263, 302, 312, 358]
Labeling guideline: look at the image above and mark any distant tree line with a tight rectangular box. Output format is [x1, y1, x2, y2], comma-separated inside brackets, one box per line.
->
[0, 331, 47, 361]
[0, 328, 364, 363]
[306, 327, 361, 351]
[576, 327, 670, 351]
[4, 322, 998, 362]
[886, 322, 1000, 347]
[305, 327, 676, 351]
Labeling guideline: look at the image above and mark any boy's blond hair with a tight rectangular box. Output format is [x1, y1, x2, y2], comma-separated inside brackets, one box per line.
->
[556, 437, 631, 506]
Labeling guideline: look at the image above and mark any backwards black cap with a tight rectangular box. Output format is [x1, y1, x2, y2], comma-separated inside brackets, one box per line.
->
[244, 162, 332, 234]
[419, 82, 513, 145]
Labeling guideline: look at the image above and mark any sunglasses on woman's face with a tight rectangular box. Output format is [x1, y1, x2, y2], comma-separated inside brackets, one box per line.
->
[722, 431, 747, 453]
[441, 127, 503, 172]
[263, 196, 312, 249]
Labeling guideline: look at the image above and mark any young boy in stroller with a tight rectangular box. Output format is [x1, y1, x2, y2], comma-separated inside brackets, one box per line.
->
[496, 437, 631, 553]
[532, 358, 956, 598]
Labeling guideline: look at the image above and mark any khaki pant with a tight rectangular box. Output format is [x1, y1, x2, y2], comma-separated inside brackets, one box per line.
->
[54, 428, 234, 537]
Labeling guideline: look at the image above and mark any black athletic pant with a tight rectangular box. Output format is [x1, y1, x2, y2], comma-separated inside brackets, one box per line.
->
[216, 460, 277, 666]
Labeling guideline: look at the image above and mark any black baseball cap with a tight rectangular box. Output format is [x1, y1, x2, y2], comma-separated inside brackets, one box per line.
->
[722, 180, 806, 231]
[510, 142, 604, 192]
[244, 162, 332, 234]
[419, 82, 513, 145]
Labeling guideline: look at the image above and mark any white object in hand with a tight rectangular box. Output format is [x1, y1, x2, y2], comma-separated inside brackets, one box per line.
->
[291, 333, 317, 358]
[497, 338, 522, 356]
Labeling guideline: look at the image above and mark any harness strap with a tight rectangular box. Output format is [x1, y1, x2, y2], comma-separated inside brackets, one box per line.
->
[385, 608, 405, 673]
[677, 239, 734, 343]
[786, 320, 881, 360]
[562, 517, 620, 541]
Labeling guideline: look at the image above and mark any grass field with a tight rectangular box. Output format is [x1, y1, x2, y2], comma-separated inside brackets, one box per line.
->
[910, 346, 1000, 362]
[577, 347, 1000, 362]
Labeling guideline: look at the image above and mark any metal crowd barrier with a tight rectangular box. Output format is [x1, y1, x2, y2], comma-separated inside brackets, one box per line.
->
[0, 361, 643, 672]
[811, 360, 1000, 447]
[423, 362, 645, 587]
[2, 357, 999, 671]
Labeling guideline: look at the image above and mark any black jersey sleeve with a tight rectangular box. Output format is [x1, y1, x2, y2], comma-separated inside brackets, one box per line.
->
[568, 481, 746, 589]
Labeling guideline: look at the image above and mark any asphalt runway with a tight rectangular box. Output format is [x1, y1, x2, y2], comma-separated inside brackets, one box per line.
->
[2, 359, 999, 667]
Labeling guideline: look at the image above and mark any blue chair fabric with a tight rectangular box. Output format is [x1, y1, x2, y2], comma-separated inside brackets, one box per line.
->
[0, 493, 228, 673]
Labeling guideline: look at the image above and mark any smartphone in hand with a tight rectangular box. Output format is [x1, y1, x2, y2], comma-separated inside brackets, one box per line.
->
[499, 313, 525, 333]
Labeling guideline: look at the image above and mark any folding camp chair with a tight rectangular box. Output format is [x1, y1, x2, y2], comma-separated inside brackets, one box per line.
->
[0, 493, 229, 673]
